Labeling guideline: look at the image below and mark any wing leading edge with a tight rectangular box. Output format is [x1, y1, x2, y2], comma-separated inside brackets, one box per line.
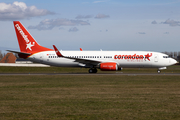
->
[52, 45, 101, 66]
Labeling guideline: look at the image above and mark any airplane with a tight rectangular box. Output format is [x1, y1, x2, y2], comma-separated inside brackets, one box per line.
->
[7, 21, 177, 73]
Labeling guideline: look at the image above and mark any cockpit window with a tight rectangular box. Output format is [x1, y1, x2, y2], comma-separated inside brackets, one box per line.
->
[163, 56, 171, 58]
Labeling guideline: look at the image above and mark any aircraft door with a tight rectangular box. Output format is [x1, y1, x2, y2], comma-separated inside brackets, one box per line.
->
[154, 54, 158, 62]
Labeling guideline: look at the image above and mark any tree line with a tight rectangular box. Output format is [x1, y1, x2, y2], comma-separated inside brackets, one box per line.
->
[0, 51, 6, 61]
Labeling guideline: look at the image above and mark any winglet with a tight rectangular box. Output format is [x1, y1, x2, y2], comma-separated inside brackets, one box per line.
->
[80, 48, 83, 51]
[53, 45, 63, 57]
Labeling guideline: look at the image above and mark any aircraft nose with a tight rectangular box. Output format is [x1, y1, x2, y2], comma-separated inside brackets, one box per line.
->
[170, 58, 178, 65]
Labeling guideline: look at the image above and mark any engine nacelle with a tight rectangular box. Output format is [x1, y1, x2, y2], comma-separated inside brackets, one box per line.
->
[100, 62, 118, 71]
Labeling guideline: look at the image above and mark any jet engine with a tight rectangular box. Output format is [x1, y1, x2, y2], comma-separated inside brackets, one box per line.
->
[100, 62, 118, 71]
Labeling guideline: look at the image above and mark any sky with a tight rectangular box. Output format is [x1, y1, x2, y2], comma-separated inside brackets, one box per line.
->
[0, 0, 180, 52]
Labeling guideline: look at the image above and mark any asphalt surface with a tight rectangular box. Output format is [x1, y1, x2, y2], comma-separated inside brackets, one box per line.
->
[0, 73, 180, 76]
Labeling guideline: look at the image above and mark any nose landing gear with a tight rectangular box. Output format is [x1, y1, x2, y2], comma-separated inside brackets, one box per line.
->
[157, 67, 166, 73]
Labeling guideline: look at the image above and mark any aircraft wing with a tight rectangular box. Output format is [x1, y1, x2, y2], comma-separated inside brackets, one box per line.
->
[53, 45, 101, 66]
[73, 57, 101, 66]
[6, 50, 31, 55]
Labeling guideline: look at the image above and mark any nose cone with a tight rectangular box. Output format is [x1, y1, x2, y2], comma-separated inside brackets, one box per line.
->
[170, 58, 178, 65]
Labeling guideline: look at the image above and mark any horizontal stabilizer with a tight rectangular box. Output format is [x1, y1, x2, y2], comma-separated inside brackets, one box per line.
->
[6, 50, 31, 55]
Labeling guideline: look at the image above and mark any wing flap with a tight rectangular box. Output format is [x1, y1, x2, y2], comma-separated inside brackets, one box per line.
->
[74, 58, 100, 66]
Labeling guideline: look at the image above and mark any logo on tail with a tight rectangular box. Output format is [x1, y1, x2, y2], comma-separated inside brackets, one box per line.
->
[26, 42, 35, 51]
[15, 24, 35, 51]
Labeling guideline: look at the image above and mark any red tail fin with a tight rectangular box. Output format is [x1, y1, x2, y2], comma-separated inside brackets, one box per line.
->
[13, 21, 53, 53]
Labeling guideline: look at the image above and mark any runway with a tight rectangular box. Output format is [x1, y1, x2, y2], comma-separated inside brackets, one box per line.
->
[0, 73, 180, 76]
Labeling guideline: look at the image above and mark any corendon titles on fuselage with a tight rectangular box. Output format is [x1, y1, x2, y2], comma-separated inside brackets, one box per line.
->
[114, 53, 152, 62]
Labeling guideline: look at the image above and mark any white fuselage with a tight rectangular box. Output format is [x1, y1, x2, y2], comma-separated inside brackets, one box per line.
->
[27, 51, 177, 69]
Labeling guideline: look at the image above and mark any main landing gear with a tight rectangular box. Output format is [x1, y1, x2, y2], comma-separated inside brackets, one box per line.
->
[89, 68, 97, 73]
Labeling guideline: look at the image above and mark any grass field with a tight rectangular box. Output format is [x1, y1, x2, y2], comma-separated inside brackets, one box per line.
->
[0, 74, 180, 120]
[0, 65, 180, 73]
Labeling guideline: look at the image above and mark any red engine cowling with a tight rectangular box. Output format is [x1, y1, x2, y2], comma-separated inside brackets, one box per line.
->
[100, 62, 118, 71]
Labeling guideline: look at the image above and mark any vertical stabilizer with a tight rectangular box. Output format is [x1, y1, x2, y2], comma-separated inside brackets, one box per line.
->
[13, 21, 52, 53]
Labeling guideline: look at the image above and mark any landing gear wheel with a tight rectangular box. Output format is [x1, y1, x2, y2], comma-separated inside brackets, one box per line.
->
[89, 68, 97, 73]
[157, 70, 161, 73]
[89, 69, 93, 73]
